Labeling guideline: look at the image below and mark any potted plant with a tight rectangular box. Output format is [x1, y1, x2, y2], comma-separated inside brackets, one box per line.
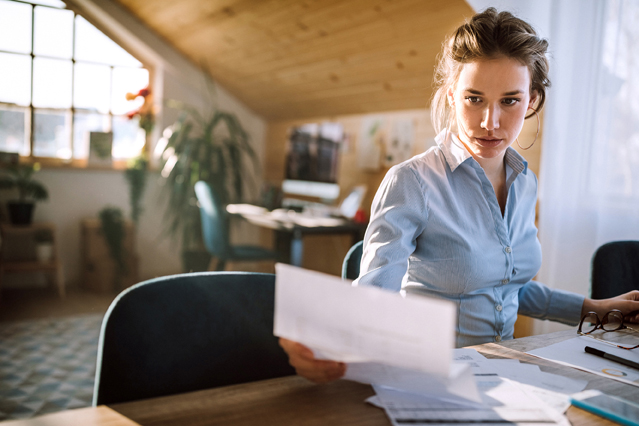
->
[0, 163, 48, 225]
[159, 100, 258, 272]
[99, 206, 128, 290]
[34, 228, 54, 263]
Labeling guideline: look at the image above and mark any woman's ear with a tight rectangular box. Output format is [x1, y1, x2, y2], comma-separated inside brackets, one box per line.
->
[447, 86, 455, 107]
[529, 90, 539, 109]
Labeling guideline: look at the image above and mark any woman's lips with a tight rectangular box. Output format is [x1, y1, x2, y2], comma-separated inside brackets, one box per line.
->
[475, 137, 503, 146]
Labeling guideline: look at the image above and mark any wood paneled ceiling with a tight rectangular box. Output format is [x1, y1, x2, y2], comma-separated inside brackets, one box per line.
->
[114, 0, 474, 120]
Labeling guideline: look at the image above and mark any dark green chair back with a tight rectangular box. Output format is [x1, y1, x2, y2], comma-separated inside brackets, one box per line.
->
[194, 181, 232, 259]
[342, 240, 363, 280]
[591, 241, 639, 299]
[93, 272, 294, 405]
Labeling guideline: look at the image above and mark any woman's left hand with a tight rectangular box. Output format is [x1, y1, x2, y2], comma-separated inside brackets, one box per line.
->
[582, 290, 639, 323]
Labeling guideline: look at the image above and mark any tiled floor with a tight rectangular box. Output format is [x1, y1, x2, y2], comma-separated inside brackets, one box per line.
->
[0, 314, 103, 421]
[0, 287, 116, 422]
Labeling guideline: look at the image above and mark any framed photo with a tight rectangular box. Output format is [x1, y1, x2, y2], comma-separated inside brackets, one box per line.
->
[88, 132, 113, 166]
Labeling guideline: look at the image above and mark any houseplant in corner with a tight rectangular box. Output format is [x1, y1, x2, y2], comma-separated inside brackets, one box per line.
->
[0, 163, 48, 225]
[158, 100, 258, 272]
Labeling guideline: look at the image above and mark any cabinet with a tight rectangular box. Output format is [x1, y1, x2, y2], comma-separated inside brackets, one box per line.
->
[81, 219, 139, 293]
[0, 222, 64, 299]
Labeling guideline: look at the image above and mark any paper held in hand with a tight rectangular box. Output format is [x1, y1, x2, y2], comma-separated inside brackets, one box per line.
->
[273, 263, 479, 402]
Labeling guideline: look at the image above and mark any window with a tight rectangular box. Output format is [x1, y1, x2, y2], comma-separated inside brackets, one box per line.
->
[0, 0, 149, 164]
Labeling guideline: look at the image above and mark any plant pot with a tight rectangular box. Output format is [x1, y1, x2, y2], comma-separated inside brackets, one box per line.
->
[35, 242, 54, 262]
[181, 250, 212, 273]
[7, 202, 35, 225]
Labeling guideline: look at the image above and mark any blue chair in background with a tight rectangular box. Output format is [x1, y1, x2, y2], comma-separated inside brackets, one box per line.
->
[93, 272, 294, 405]
[342, 240, 363, 280]
[194, 180, 279, 271]
[591, 240, 639, 299]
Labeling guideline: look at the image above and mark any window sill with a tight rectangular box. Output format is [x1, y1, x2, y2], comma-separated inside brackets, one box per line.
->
[23, 157, 157, 172]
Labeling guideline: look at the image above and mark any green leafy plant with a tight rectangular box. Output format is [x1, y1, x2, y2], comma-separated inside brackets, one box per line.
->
[159, 100, 258, 270]
[99, 206, 127, 289]
[0, 163, 48, 202]
[124, 155, 148, 224]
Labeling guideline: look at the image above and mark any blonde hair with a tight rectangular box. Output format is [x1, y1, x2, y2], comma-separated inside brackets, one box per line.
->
[431, 8, 551, 133]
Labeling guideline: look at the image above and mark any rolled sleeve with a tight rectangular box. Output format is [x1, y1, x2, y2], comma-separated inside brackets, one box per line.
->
[518, 280, 584, 326]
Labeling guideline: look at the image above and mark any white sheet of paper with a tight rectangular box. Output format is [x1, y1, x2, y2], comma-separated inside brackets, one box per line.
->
[346, 362, 480, 402]
[374, 376, 570, 426]
[528, 336, 639, 387]
[274, 263, 456, 375]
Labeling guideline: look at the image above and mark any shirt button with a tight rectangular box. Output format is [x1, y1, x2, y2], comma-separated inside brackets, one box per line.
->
[501, 278, 509, 284]
[505, 246, 512, 253]
[495, 335, 502, 342]
[496, 305, 503, 311]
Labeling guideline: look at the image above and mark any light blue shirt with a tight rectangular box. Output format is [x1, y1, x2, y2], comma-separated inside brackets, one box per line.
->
[356, 131, 584, 347]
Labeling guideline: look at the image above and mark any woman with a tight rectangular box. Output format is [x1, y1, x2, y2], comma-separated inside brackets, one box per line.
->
[280, 8, 639, 384]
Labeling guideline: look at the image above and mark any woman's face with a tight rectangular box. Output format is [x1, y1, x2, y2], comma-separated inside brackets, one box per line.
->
[448, 57, 537, 162]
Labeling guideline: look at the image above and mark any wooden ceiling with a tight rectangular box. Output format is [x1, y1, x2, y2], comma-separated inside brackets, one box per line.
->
[114, 0, 474, 120]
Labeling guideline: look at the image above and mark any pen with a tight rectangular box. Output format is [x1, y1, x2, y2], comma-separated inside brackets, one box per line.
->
[584, 346, 639, 370]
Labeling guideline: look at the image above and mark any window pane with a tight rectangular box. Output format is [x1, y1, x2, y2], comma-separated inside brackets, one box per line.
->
[34, 110, 71, 159]
[73, 112, 110, 159]
[75, 16, 142, 67]
[0, 1, 32, 54]
[0, 105, 30, 156]
[0, 53, 31, 106]
[33, 57, 72, 108]
[34, 6, 73, 59]
[112, 115, 144, 159]
[111, 67, 148, 115]
[74, 63, 111, 113]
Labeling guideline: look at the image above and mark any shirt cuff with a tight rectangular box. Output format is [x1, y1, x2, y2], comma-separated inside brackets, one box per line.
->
[546, 288, 585, 326]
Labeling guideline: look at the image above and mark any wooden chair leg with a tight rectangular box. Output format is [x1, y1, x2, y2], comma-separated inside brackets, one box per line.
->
[216, 259, 226, 271]
[56, 264, 65, 298]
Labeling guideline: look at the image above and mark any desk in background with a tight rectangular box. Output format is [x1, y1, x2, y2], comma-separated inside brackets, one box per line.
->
[227, 204, 367, 267]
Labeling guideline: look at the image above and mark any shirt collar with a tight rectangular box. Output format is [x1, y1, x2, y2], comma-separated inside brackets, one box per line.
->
[435, 129, 528, 175]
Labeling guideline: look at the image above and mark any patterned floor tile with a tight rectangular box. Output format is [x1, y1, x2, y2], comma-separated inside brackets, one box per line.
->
[0, 314, 102, 421]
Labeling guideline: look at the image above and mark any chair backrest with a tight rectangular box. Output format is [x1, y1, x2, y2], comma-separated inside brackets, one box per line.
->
[591, 240, 639, 299]
[93, 272, 294, 405]
[342, 240, 364, 280]
[194, 180, 231, 258]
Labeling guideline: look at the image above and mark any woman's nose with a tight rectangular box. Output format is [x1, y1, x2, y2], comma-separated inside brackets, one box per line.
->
[481, 106, 500, 131]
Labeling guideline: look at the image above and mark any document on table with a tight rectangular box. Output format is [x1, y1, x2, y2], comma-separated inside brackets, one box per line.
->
[373, 375, 571, 426]
[528, 335, 639, 387]
[273, 264, 478, 400]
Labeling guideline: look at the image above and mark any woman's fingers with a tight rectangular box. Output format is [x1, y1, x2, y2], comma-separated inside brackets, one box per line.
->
[279, 337, 346, 383]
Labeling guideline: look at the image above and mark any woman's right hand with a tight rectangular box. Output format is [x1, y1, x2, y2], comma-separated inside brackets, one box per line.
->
[279, 338, 346, 383]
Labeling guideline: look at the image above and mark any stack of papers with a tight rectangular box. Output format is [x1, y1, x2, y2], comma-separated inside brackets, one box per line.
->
[273, 264, 587, 425]
[369, 349, 587, 426]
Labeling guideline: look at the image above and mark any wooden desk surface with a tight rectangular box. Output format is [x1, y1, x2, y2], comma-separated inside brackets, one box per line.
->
[14, 331, 637, 426]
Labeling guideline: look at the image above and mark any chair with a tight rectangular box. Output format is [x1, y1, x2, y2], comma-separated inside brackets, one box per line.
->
[591, 241, 639, 299]
[194, 181, 279, 271]
[93, 272, 295, 405]
[342, 240, 363, 280]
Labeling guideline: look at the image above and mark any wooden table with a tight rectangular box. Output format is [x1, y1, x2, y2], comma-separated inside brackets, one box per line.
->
[12, 330, 638, 425]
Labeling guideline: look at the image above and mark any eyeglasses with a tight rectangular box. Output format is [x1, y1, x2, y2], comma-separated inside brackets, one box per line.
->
[578, 310, 639, 350]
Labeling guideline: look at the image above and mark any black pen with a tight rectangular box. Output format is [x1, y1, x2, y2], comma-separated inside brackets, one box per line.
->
[584, 346, 639, 370]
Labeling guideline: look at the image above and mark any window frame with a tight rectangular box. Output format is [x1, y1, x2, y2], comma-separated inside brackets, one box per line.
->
[0, 0, 152, 170]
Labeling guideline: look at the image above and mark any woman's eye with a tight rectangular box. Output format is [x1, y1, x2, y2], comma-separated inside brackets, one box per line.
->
[465, 96, 481, 103]
[502, 98, 520, 105]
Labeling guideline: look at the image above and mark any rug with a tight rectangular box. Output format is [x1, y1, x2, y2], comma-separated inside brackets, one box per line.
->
[0, 314, 102, 421]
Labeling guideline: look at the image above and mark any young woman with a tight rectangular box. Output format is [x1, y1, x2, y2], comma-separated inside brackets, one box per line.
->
[280, 8, 639, 384]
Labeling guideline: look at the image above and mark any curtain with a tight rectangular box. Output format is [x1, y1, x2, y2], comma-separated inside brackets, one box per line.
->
[536, 0, 639, 334]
